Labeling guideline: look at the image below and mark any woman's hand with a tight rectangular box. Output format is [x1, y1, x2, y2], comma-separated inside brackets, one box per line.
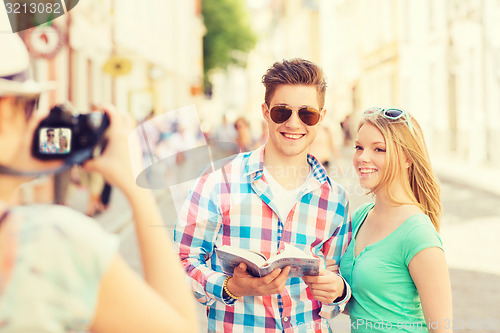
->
[302, 268, 345, 304]
[325, 259, 339, 273]
[82, 106, 139, 193]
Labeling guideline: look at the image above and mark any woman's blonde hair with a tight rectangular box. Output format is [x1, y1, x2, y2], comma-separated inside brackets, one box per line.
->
[59, 135, 68, 149]
[359, 109, 442, 231]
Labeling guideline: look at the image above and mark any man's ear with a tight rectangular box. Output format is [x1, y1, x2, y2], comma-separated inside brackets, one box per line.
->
[318, 108, 327, 124]
[261, 103, 269, 120]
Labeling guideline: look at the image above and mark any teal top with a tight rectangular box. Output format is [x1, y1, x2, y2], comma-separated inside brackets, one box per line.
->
[339, 202, 443, 332]
[0, 205, 119, 332]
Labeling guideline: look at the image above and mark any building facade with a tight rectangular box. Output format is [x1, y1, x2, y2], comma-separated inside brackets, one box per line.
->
[328, 0, 500, 168]
[18, 0, 205, 203]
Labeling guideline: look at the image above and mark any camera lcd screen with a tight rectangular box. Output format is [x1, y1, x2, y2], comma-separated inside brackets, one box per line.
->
[38, 127, 72, 155]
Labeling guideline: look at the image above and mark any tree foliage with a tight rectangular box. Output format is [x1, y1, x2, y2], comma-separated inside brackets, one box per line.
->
[202, 0, 256, 84]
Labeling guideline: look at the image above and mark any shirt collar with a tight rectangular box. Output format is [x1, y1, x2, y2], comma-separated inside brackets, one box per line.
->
[244, 144, 332, 189]
[244, 145, 265, 177]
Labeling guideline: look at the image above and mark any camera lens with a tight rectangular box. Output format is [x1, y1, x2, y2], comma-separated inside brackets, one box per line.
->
[88, 113, 104, 129]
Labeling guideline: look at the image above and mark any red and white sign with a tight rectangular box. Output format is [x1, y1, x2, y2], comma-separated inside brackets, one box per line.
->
[24, 24, 64, 59]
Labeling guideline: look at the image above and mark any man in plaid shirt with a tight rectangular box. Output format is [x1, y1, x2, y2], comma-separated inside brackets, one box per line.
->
[39, 128, 57, 153]
[174, 59, 351, 332]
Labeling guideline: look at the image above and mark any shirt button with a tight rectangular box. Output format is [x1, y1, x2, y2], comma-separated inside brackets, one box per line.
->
[283, 316, 289, 322]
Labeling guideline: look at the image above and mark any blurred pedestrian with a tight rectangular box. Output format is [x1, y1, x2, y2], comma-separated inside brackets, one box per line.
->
[340, 115, 352, 147]
[54, 168, 71, 205]
[91, 104, 113, 215]
[253, 119, 269, 148]
[84, 170, 105, 216]
[53, 134, 71, 206]
[308, 123, 343, 175]
[0, 33, 198, 333]
[339, 107, 452, 332]
[234, 116, 255, 152]
[210, 115, 240, 156]
[52, 105, 74, 206]
[99, 182, 112, 211]
[213, 114, 237, 143]
[138, 111, 161, 187]
[175, 58, 350, 332]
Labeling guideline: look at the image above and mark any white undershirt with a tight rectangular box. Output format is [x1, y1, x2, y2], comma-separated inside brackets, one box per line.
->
[263, 166, 311, 220]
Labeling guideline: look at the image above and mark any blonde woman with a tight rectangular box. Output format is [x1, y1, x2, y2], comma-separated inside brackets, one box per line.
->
[339, 107, 452, 332]
[58, 135, 69, 153]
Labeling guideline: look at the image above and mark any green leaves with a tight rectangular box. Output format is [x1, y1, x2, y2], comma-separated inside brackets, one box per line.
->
[202, 0, 256, 85]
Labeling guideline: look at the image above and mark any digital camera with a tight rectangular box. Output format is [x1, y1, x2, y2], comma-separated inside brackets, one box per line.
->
[32, 104, 109, 161]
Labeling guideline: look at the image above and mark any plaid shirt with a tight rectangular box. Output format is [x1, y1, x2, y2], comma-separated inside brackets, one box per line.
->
[174, 146, 351, 332]
[39, 141, 57, 153]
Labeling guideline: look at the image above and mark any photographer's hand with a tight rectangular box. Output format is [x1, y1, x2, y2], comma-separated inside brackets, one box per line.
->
[82, 106, 138, 193]
[83, 106, 199, 332]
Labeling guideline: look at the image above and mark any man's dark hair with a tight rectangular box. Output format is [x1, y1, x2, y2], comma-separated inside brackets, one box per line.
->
[46, 128, 54, 134]
[262, 58, 327, 109]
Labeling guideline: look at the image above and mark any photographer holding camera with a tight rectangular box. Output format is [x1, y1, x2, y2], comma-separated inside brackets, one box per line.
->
[0, 33, 198, 332]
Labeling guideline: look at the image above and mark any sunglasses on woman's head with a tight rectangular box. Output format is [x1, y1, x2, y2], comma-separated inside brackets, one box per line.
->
[266, 104, 321, 126]
[363, 107, 414, 134]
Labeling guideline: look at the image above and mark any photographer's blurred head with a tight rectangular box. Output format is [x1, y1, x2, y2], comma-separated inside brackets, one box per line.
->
[0, 33, 54, 114]
[0, 33, 58, 187]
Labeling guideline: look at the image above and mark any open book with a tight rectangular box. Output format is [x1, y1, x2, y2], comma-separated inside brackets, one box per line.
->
[215, 244, 320, 278]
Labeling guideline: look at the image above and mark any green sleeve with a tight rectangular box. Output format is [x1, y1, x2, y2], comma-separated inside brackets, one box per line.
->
[402, 215, 443, 266]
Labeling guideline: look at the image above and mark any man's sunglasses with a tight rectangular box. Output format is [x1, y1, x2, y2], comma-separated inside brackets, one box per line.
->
[266, 104, 321, 126]
[363, 107, 414, 134]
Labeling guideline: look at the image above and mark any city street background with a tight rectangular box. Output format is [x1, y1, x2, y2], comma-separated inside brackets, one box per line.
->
[2, 0, 500, 331]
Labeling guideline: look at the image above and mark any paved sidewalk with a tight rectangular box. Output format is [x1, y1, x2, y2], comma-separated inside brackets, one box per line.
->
[431, 154, 500, 332]
[432, 153, 500, 197]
